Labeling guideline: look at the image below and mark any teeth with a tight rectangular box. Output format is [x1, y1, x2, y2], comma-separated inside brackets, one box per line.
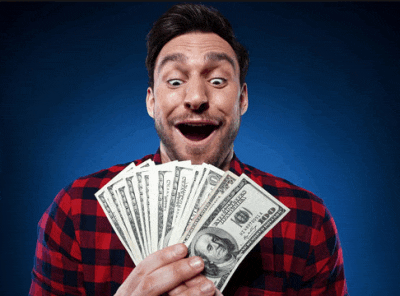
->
[186, 123, 204, 126]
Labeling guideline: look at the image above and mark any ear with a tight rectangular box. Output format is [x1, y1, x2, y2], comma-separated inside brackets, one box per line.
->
[239, 83, 248, 115]
[146, 87, 155, 119]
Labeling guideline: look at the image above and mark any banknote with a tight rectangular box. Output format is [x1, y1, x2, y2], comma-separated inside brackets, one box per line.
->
[142, 169, 155, 254]
[95, 190, 138, 263]
[125, 173, 147, 259]
[179, 170, 238, 244]
[116, 184, 145, 261]
[168, 164, 208, 244]
[115, 159, 154, 258]
[135, 169, 152, 257]
[185, 164, 225, 224]
[107, 179, 132, 243]
[185, 174, 290, 291]
[95, 159, 153, 263]
[96, 161, 137, 238]
[171, 165, 225, 244]
[94, 161, 139, 261]
[95, 160, 290, 291]
[149, 162, 176, 250]
[163, 163, 197, 247]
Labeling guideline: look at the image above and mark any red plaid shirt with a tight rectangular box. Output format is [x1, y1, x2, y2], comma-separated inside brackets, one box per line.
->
[30, 150, 348, 295]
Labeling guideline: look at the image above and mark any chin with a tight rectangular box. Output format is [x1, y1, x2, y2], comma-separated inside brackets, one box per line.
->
[181, 152, 212, 165]
[183, 147, 215, 164]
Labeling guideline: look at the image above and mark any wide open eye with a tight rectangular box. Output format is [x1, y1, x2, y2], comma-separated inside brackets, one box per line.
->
[210, 78, 226, 86]
[168, 79, 183, 87]
[210, 78, 226, 85]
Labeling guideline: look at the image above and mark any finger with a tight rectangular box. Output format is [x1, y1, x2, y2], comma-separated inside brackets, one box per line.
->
[180, 274, 209, 288]
[168, 275, 208, 296]
[170, 278, 216, 296]
[121, 244, 187, 292]
[139, 243, 188, 273]
[136, 256, 205, 295]
[168, 274, 214, 296]
[168, 283, 187, 296]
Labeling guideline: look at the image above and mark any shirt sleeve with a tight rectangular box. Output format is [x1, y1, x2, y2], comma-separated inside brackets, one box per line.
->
[300, 208, 348, 296]
[29, 187, 85, 296]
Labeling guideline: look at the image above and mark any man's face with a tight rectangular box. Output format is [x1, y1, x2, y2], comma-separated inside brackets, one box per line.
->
[195, 233, 230, 264]
[146, 32, 248, 170]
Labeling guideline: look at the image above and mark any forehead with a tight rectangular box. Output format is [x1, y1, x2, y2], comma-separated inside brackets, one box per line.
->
[197, 234, 212, 245]
[155, 32, 238, 72]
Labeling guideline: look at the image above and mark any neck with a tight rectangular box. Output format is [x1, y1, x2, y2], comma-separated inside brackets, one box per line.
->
[159, 145, 233, 171]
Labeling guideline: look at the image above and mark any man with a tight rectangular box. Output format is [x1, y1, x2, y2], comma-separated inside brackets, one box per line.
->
[30, 3, 348, 295]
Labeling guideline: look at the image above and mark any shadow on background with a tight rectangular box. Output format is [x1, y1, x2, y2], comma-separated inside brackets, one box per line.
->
[1, 2, 399, 295]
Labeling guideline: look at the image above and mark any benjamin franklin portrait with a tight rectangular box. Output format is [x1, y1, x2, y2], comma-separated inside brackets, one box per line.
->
[189, 227, 239, 278]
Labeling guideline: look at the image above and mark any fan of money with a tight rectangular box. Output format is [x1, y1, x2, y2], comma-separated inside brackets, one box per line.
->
[95, 159, 290, 291]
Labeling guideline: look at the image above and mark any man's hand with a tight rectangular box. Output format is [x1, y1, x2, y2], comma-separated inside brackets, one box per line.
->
[114, 243, 219, 296]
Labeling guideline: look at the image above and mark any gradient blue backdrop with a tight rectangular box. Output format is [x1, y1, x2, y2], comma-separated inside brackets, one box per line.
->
[1, 2, 399, 295]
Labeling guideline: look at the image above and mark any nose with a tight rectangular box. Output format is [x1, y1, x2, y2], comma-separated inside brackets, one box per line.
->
[184, 77, 209, 113]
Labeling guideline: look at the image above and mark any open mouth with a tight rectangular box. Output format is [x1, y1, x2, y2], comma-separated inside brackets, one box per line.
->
[176, 123, 220, 141]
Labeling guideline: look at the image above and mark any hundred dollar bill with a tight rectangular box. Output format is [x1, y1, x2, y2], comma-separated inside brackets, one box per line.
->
[95, 159, 153, 262]
[163, 162, 195, 247]
[111, 159, 154, 258]
[186, 164, 224, 219]
[171, 165, 224, 244]
[99, 159, 152, 221]
[95, 161, 137, 222]
[107, 179, 132, 242]
[143, 169, 155, 253]
[168, 164, 207, 243]
[124, 172, 147, 258]
[148, 162, 177, 251]
[129, 159, 155, 257]
[172, 164, 201, 226]
[135, 169, 152, 257]
[116, 184, 145, 262]
[203, 171, 239, 213]
[95, 190, 138, 264]
[112, 188, 145, 264]
[94, 161, 138, 254]
[179, 170, 238, 244]
[185, 174, 290, 292]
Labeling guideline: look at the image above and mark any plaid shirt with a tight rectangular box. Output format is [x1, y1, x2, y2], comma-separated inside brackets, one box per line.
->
[30, 150, 348, 295]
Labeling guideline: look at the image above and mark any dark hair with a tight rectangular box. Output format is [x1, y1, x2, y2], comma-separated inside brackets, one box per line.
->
[146, 3, 249, 88]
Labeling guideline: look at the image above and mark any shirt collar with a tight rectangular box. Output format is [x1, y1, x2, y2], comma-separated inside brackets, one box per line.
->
[152, 148, 162, 165]
[229, 152, 246, 176]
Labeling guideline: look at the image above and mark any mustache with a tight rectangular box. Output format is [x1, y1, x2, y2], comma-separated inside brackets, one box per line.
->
[169, 113, 224, 125]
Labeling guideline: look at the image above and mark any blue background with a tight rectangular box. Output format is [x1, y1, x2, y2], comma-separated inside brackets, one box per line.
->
[1, 2, 399, 295]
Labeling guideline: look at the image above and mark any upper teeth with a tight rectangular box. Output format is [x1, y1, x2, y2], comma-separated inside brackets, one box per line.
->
[184, 123, 214, 126]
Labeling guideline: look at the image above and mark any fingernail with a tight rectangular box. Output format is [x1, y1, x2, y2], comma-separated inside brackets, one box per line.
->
[189, 256, 203, 269]
[200, 281, 214, 293]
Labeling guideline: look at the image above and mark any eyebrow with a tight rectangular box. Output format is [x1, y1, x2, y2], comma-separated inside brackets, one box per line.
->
[157, 51, 237, 73]
[157, 53, 187, 73]
[204, 52, 236, 71]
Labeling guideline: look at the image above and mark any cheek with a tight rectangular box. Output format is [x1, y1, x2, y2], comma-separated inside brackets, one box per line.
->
[209, 253, 219, 262]
[223, 102, 241, 119]
[215, 90, 241, 112]
[155, 89, 182, 114]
